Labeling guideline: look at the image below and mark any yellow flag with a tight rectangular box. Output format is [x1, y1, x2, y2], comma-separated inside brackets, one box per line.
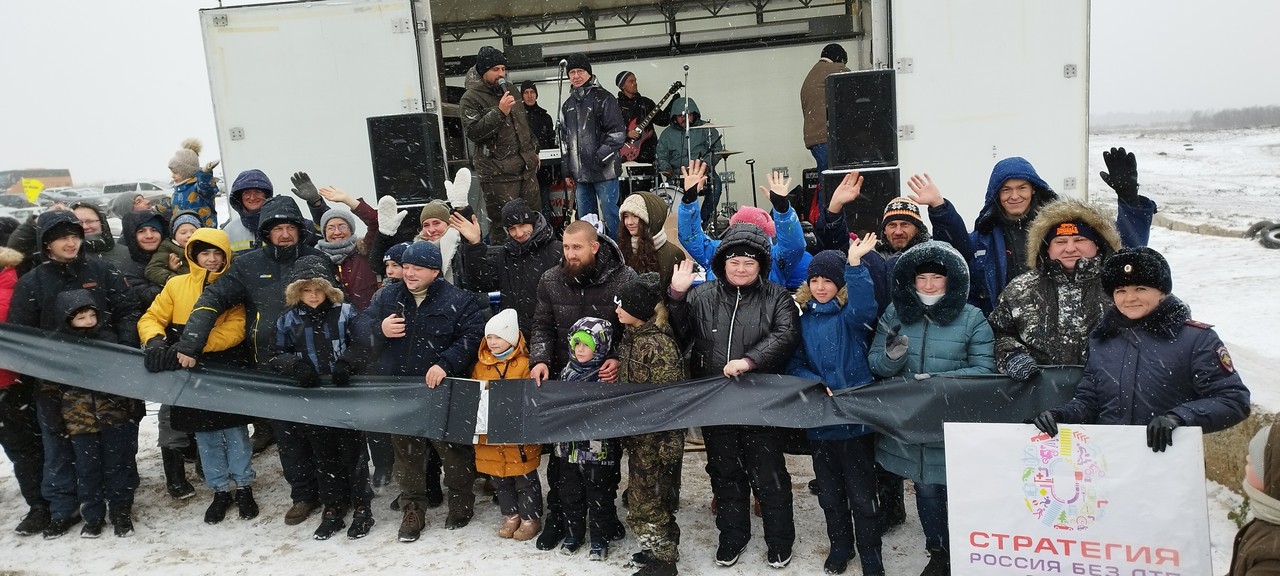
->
[21, 178, 44, 202]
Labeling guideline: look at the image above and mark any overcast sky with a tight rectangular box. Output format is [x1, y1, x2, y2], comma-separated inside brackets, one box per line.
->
[2, 0, 1277, 183]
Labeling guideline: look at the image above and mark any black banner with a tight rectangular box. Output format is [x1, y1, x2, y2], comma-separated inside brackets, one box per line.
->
[0, 324, 1080, 445]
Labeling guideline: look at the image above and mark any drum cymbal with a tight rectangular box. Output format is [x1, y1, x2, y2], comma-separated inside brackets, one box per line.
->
[622, 161, 653, 167]
[687, 123, 732, 130]
[714, 150, 743, 158]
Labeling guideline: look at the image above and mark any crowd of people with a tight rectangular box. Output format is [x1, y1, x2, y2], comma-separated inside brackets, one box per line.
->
[0, 43, 1263, 576]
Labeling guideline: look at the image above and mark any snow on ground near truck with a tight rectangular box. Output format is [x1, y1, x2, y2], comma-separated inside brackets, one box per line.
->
[1, 127, 1276, 573]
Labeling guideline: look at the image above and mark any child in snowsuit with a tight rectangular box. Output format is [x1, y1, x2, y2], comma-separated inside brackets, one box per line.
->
[168, 138, 220, 227]
[472, 308, 544, 541]
[50, 290, 143, 538]
[554, 316, 623, 560]
[787, 240, 885, 576]
[267, 256, 373, 541]
[615, 272, 688, 576]
[145, 211, 201, 287]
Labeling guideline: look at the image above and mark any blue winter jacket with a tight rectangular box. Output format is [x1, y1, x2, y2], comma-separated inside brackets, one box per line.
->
[677, 199, 812, 289]
[1053, 295, 1250, 431]
[353, 278, 486, 378]
[868, 241, 996, 485]
[786, 264, 878, 440]
[171, 169, 219, 228]
[930, 157, 1157, 314]
[270, 301, 357, 375]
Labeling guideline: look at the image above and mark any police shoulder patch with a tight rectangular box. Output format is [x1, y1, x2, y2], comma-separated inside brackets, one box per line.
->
[1184, 319, 1214, 330]
[1217, 344, 1235, 374]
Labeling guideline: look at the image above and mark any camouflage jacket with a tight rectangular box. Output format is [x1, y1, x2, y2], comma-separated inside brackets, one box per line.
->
[43, 382, 140, 436]
[616, 311, 686, 386]
[988, 255, 1111, 371]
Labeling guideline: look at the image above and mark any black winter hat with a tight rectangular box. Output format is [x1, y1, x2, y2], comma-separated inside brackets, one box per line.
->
[821, 43, 847, 63]
[287, 255, 335, 286]
[807, 250, 847, 290]
[519, 80, 537, 95]
[502, 198, 540, 227]
[565, 53, 592, 75]
[616, 272, 663, 322]
[1101, 247, 1172, 294]
[475, 46, 506, 74]
[37, 210, 84, 250]
[914, 261, 948, 277]
[615, 70, 634, 89]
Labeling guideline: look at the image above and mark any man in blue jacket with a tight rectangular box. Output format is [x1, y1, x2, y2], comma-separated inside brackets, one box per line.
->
[928, 148, 1157, 313]
[677, 160, 811, 290]
[353, 241, 485, 543]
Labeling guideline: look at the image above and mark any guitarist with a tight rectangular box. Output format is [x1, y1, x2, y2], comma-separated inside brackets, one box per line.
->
[615, 71, 670, 192]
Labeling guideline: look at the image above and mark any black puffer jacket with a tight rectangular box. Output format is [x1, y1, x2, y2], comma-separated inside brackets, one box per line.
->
[560, 76, 627, 183]
[176, 196, 334, 367]
[8, 211, 141, 346]
[669, 224, 800, 377]
[114, 210, 167, 309]
[460, 215, 562, 338]
[459, 68, 540, 182]
[529, 230, 636, 371]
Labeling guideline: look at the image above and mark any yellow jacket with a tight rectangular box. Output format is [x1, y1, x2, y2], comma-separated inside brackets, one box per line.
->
[137, 227, 245, 351]
[471, 335, 541, 477]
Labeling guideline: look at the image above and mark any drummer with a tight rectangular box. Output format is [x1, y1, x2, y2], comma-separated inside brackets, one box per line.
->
[656, 97, 724, 227]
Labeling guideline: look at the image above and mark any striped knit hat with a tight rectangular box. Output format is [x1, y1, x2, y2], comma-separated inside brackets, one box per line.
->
[882, 197, 923, 229]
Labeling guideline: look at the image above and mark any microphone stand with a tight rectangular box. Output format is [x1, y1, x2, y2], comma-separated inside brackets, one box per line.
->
[682, 65, 691, 170]
[555, 61, 572, 228]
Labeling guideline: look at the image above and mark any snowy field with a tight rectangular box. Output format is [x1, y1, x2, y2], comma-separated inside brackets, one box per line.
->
[1, 127, 1278, 574]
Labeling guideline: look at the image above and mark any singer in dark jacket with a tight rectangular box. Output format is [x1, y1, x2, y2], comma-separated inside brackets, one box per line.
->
[458, 46, 542, 244]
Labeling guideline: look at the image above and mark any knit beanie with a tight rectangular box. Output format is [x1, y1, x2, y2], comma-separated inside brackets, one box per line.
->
[474, 46, 506, 74]
[616, 272, 663, 322]
[1101, 247, 1172, 294]
[720, 244, 767, 266]
[137, 214, 167, 234]
[915, 261, 948, 277]
[569, 330, 597, 352]
[1042, 219, 1103, 247]
[384, 241, 411, 264]
[821, 43, 848, 63]
[168, 138, 201, 180]
[728, 206, 775, 238]
[619, 193, 650, 225]
[401, 241, 442, 270]
[170, 213, 202, 236]
[519, 80, 537, 95]
[882, 197, 924, 230]
[419, 200, 451, 225]
[565, 53, 592, 75]
[807, 250, 847, 290]
[501, 198, 539, 227]
[321, 208, 357, 234]
[615, 70, 634, 89]
[485, 308, 521, 349]
[1249, 425, 1271, 488]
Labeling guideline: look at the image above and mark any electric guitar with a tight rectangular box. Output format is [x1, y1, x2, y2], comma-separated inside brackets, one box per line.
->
[620, 81, 683, 162]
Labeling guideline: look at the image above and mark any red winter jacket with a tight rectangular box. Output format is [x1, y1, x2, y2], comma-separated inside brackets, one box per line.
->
[0, 246, 26, 388]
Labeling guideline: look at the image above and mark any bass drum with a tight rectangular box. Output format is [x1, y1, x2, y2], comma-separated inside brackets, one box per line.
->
[652, 183, 679, 210]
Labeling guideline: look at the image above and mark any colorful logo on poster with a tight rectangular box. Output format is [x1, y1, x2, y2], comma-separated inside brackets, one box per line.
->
[1022, 426, 1108, 530]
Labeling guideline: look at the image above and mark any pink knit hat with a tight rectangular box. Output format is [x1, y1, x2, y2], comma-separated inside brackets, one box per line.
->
[728, 206, 774, 238]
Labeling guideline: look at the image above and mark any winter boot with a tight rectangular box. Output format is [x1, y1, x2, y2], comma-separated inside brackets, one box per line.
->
[920, 548, 950, 576]
[110, 505, 134, 538]
[284, 500, 320, 526]
[205, 491, 233, 524]
[588, 540, 609, 561]
[535, 514, 565, 550]
[80, 520, 104, 539]
[498, 514, 521, 538]
[398, 503, 425, 543]
[876, 469, 906, 533]
[161, 447, 196, 500]
[347, 505, 375, 539]
[512, 518, 541, 541]
[42, 514, 80, 539]
[632, 559, 678, 576]
[14, 505, 50, 536]
[312, 505, 347, 540]
[235, 486, 259, 520]
[560, 535, 583, 556]
[444, 508, 472, 530]
[630, 550, 659, 567]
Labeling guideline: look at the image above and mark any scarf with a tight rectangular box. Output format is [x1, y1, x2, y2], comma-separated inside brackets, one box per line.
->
[316, 237, 356, 263]
[632, 228, 668, 251]
[1244, 481, 1280, 525]
[493, 346, 516, 361]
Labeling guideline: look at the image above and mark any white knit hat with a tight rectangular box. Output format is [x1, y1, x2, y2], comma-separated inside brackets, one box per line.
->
[1250, 425, 1271, 483]
[619, 193, 649, 224]
[484, 308, 520, 348]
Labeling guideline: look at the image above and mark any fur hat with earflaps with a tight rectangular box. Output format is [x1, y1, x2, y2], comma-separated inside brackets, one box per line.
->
[1101, 247, 1172, 294]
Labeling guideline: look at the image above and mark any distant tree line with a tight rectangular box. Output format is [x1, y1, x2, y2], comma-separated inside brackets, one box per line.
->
[1189, 105, 1280, 130]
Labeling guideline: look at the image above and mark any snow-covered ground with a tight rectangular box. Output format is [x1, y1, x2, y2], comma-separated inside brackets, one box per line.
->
[1, 127, 1278, 574]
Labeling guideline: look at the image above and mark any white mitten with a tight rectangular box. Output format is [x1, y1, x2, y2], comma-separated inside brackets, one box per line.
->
[445, 167, 472, 208]
[377, 196, 408, 236]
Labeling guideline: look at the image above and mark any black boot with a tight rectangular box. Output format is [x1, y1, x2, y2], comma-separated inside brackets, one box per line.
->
[161, 447, 196, 500]
[235, 486, 259, 520]
[876, 467, 905, 533]
[110, 505, 134, 537]
[205, 492, 233, 524]
[920, 547, 950, 576]
[14, 505, 50, 536]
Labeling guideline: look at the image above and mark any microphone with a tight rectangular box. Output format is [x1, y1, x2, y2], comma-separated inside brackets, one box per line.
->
[683, 64, 689, 71]
[497, 77, 511, 93]
[559, 59, 568, 67]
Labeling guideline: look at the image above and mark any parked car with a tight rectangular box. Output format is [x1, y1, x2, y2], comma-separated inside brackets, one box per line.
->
[38, 187, 108, 208]
[102, 181, 168, 196]
[0, 206, 44, 222]
[0, 194, 36, 209]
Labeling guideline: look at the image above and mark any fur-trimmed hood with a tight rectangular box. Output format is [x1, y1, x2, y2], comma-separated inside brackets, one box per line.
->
[0, 246, 23, 268]
[890, 240, 970, 324]
[795, 283, 847, 308]
[284, 277, 344, 308]
[975, 157, 1058, 233]
[1093, 293, 1190, 341]
[1026, 198, 1123, 270]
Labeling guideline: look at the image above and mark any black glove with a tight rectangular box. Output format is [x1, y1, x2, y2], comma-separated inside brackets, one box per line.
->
[1146, 414, 1181, 453]
[884, 324, 908, 360]
[294, 363, 319, 389]
[681, 177, 699, 204]
[768, 190, 792, 214]
[290, 171, 322, 205]
[1033, 410, 1059, 437]
[1099, 147, 1140, 205]
[144, 337, 171, 373]
[1003, 351, 1041, 382]
[331, 360, 352, 388]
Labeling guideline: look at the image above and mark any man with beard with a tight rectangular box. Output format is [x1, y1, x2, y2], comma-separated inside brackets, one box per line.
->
[560, 53, 627, 239]
[528, 219, 636, 550]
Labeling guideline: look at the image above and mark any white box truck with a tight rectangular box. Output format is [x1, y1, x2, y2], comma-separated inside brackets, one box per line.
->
[200, 0, 1088, 225]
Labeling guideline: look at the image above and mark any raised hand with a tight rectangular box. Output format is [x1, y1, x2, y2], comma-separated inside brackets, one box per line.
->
[498, 92, 516, 116]
[680, 159, 709, 203]
[1100, 147, 1140, 204]
[318, 186, 358, 208]
[848, 232, 877, 265]
[670, 259, 695, 293]
[203, 160, 220, 172]
[829, 171, 863, 212]
[290, 172, 322, 204]
[377, 196, 407, 236]
[762, 171, 793, 198]
[449, 212, 482, 245]
[906, 173, 944, 208]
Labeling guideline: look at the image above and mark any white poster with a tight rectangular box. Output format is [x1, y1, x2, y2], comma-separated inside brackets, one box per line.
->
[945, 423, 1212, 576]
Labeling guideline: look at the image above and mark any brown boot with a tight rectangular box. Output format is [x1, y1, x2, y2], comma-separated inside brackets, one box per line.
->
[498, 514, 521, 539]
[398, 504, 425, 543]
[512, 518, 542, 541]
[284, 501, 319, 526]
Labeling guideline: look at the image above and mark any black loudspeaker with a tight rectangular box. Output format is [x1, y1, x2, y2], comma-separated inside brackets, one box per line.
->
[367, 113, 448, 205]
[821, 169, 900, 237]
[825, 70, 897, 169]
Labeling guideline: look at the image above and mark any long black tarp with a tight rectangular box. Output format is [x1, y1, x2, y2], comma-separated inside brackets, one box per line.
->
[0, 324, 1080, 445]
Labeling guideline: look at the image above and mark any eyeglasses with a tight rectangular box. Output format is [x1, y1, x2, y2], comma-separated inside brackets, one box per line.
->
[78, 219, 100, 226]
[324, 223, 351, 232]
